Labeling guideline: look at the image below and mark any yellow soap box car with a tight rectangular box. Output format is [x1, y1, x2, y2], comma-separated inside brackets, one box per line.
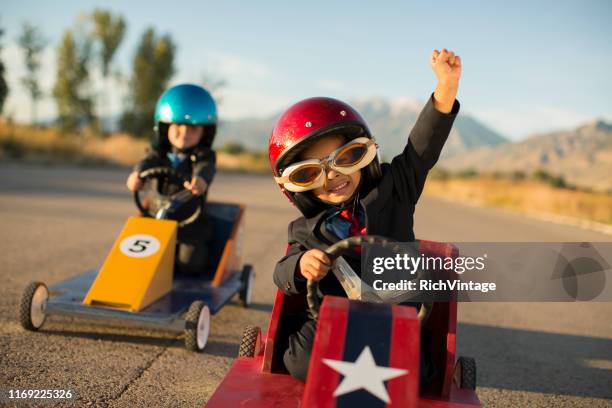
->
[19, 166, 254, 352]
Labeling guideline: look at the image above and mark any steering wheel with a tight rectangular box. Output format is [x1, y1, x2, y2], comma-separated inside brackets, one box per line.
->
[134, 166, 202, 226]
[306, 235, 433, 324]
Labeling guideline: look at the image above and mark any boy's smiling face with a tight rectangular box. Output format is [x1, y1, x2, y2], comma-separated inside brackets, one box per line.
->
[300, 135, 361, 205]
[168, 123, 204, 150]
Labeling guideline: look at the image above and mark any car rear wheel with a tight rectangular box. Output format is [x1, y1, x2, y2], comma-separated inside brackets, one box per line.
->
[184, 300, 210, 352]
[20, 282, 48, 331]
[239, 265, 254, 307]
[454, 356, 477, 390]
[238, 325, 261, 357]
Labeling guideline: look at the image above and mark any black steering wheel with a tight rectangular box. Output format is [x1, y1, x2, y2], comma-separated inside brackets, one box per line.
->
[134, 166, 202, 226]
[306, 235, 433, 324]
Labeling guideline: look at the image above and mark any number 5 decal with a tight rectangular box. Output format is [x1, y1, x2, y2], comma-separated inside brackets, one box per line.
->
[120, 234, 161, 258]
[130, 239, 151, 253]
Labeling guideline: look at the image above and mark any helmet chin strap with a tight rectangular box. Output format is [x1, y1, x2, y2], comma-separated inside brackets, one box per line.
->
[171, 145, 196, 154]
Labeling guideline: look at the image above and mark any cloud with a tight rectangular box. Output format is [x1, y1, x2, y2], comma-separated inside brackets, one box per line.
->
[2, 41, 129, 125]
[206, 52, 271, 82]
[316, 79, 347, 92]
[3, 46, 279, 124]
[216, 87, 290, 119]
[3, 43, 57, 123]
[172, 51, 285, 119]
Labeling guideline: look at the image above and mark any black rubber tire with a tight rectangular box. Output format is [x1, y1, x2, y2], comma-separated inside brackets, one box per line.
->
[184, 300, 209, 352]
[238, 326, 261, 358]
[238, 265, 254, 308]
[456, 356, 477, 390]
[20, 282, 48, 331]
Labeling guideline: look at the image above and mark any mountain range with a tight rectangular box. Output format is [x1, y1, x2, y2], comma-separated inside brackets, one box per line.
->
[217, 97, 507, 159]
[439, 120, 612, 192]
[216, 97, 611, 191]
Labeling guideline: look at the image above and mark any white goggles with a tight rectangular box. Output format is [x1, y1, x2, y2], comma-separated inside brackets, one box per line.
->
[275, 137, 377, 192]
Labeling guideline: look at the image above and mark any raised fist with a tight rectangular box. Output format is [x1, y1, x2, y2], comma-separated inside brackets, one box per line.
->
[430, 48, 462, 86]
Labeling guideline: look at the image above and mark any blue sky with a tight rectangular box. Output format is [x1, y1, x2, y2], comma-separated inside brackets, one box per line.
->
[2, 0, 611, 139]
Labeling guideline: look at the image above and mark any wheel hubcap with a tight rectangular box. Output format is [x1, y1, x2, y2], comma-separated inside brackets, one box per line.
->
[30, 285, 48, 328]
[245, 271, 254, 305]
[196, 305, 210, 350]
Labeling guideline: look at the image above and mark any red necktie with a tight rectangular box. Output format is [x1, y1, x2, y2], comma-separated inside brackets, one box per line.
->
[339, 209, 366, 253]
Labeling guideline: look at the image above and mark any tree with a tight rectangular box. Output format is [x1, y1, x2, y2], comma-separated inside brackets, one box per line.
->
[91, 9, 125, 78]
[0, 21, 8, 116]
[532, 169, 568, 189]
[120, 27, 175, 137]
[17, 22, 47, 125]
[91, 9, 125, 132]
[120, 28, 175, 138]
[52, 29, 95, 133]
[220, 141, 245, 155]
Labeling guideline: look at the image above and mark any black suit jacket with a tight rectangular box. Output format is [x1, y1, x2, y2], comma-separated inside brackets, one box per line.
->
[273, 94, 460, 297]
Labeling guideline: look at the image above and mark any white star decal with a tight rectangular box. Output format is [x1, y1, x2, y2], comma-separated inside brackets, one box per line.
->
[322, 346, 409, 403]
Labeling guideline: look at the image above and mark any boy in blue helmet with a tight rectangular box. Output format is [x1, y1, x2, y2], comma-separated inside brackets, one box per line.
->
[126, 83, 217, 275]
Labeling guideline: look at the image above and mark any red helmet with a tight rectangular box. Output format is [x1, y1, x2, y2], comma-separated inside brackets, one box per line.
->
[268, 97, 381, 216]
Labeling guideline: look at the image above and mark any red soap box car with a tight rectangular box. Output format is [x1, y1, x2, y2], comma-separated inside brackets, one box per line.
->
[206, 237, 481, 407]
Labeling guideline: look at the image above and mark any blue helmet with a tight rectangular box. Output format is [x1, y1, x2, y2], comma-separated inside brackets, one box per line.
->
[154, 83, 218, 149]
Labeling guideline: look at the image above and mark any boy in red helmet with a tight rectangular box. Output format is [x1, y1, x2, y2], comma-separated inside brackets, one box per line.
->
[269, 49, 462, 382]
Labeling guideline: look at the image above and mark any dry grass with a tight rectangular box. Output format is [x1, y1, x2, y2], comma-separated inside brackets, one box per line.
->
[82, 133, 149, 166]
[215, 151, 268, 173]
[1, 121, 89, 163]
[424, 177, 612, 225]
[4, 121, 609, 225]
[0, 121, 269, 172]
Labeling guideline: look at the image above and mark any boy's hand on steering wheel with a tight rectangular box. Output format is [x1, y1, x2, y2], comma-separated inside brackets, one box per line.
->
[183, 176, 207, 196]
[299, 249, 331, 282]
[126, 171, 143, 192]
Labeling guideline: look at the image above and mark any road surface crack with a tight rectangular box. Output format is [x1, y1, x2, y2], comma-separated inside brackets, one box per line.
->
[107, 336, 180, 405]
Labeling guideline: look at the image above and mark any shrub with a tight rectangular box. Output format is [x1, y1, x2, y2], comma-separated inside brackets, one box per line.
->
[429, 167, 450, 181]
[220, 141, 246, 155]
[457, 168, 478, 178]
[532, 169, 568, 189]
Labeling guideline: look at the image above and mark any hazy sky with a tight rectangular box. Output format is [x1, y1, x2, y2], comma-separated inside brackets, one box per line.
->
[2, 0, 611, 139]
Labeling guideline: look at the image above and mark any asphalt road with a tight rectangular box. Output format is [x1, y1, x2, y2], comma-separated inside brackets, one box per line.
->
[1, 163, 611, 407]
